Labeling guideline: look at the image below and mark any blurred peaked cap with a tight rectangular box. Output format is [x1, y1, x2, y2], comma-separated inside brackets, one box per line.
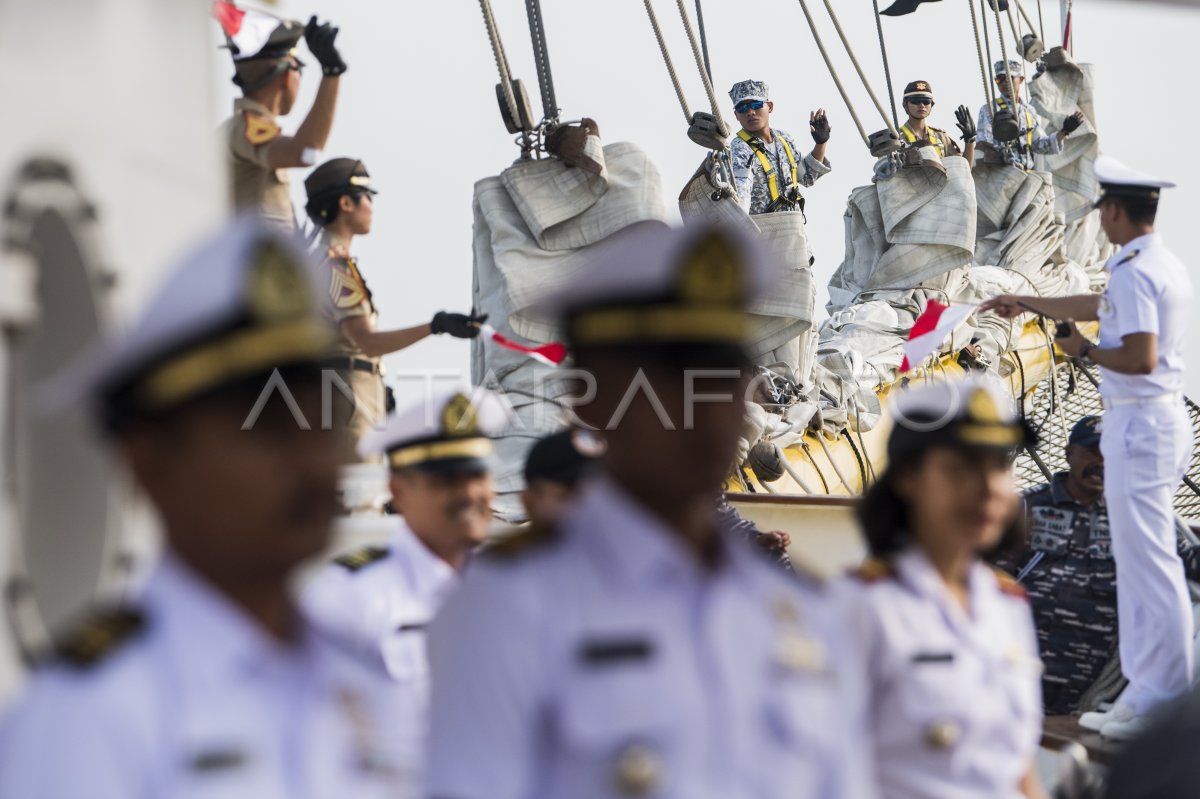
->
[903, 80, 934, 98]
[359, 387, 509, 472]
[1068, 415, 1102, 447]
[524, 428, 606, 486]
[305, 158, 377, 199]
[231, 17, 304, 62]
[530, 221, 780, 349]
[1094, 154, 1175, 202]
[887, 375, 1035, 460]
[729, 80, 769, 105]
[41, 215, 334, 428]
[994, 59, 1024, 77]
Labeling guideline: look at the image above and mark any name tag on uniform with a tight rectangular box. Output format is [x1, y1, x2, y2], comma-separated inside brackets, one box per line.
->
[395, 622, 427, 633]
[578, 638, 654, 667]
[189, 749, 248, 773]
[911, 652, 955, 664]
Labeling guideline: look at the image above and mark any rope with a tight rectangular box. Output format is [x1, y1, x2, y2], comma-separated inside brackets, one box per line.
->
[1036, 0, 1046, 43]
[991, 0, 1019, 105]
[643, 0, 692, 124]
[694, 0, 713, 82]
[870, 0, 901, 133]
[841, 429, 869, 492]
[479, 0, 520, 128]
[794, 0, 870, 147]
[779, 446, 816, 494]
[967, 1, 996, 112]
[817, 433, 855, 494]
[524, 0, 558, 122]
[980, 1, 998, 106]
[1011, 0, 1040, 38]
[1007, 3, 1022, 50]
[801, 442, 831, 493]
[674, 0, 729, 135]
[820, 0, 897, 135]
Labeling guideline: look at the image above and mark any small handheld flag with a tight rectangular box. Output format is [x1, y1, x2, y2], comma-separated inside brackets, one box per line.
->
[899, 301, 976, 372]
[479, 324, 567, 368]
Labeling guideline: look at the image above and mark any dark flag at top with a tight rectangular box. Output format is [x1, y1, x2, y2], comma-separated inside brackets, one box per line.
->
[879, 0, 942, 16]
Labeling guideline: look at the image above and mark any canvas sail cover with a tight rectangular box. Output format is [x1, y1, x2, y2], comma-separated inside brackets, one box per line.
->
[471, 141, 668, 520]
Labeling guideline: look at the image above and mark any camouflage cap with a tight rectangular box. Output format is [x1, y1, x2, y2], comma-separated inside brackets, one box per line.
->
[994, 59, 1025, 78]
[729, 80, 769, 106]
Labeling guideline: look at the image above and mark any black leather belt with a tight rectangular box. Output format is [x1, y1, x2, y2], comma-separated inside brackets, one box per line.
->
[320, 357, 380, 375]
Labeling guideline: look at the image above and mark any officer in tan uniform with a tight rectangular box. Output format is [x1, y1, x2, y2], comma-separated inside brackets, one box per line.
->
[221, 15, 346, 232]
[897, 80, 976, 163]
[304, 158, 485, 445]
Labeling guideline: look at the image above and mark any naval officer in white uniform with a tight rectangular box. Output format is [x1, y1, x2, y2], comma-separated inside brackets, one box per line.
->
[0, 217, 413, 797]
[982, 155, 1195, 740]
[424, 222, 878, 799]
[845, 378, 1044, 798]
[303, 387, 504, 797]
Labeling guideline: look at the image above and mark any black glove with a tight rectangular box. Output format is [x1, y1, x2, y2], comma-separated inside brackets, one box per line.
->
[305, 16, 347, 77]
[1062, 112, 1084, 135]
[955, 105, 977, 142]
[431, 311, 487, 339]
[810, 111, 831, 144]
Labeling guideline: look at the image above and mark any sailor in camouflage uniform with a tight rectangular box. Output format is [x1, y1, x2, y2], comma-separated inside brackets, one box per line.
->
[728, 79, 832, 217]
[304, 158, 485, 447]
[976, 59, 1083, 171]
[221, 15, 347, 232]
[0, 218, 414, 798]
[999, 415, 1200, 716]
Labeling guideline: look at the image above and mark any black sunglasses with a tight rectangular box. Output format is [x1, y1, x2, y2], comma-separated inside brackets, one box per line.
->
[906, 97, 933, 106]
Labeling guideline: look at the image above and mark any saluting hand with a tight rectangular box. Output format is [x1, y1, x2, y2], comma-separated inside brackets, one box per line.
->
[305, 16, 347, 76]
[1062, 111, 1085, 135]
[978, 295, 1025, 319]
[810, 109, 831, 144]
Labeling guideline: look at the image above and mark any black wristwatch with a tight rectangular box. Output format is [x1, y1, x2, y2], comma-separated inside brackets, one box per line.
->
[1079, 341, 1095, 362]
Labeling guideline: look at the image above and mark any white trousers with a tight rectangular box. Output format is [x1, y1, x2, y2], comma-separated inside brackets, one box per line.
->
[1101, 402, 1194, 714]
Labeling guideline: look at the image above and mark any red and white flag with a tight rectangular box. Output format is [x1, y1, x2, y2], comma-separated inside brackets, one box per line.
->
[212, 1, 280, 59]
[479, 324, 567, 368]
[899, 301, 976, 372]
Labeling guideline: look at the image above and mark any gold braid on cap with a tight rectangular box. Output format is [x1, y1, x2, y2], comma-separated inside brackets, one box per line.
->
[569, 230, 749, 346]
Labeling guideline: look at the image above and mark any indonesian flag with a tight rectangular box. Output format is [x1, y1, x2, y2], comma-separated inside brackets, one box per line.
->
[479, 324, 567, 368]
[212, 1, 280, 59]
[899, 301, 976, 372]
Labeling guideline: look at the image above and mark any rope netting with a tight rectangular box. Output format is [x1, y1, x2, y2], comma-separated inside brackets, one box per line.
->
[1012, 362, 1200, 520]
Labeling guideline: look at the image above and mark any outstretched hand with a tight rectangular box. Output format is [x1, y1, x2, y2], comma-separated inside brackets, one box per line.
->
[1062, 111, 1085, 135]
[305, 16, 347, 76]
[978, 295, 1025, 319]
[810, 109, 831, 144]
[431, 311, 488, 339]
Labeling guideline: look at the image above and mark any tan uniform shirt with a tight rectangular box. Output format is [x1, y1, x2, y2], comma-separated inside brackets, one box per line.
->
[899, 124, 961, 158]
[323, 242, 385, 442]
[222, 97, 296, 232]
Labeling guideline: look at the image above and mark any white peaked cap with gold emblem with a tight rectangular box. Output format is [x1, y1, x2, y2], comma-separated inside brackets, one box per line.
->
[359, 387, 510, 472]
[1094, 155, 1175, 203]
[530, 221, 780, 350]
[887, 375, 1035, 460]
[45, 215, 333, 430]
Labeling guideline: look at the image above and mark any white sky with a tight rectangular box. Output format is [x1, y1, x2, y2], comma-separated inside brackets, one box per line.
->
[215, 0, 1200, 401]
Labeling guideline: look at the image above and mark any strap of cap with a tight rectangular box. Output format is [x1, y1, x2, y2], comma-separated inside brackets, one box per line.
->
[233, 58, 291, 95]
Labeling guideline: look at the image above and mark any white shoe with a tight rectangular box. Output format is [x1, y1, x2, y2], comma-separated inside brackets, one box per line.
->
[1100, 711, 1153, 741]
[1079, 702, 1134, 732]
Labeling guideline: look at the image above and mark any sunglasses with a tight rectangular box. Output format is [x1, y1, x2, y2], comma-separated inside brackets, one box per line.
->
[906, 97, 933, 106]
[735, 100, 766, 113]
[288, 58, 306, 73]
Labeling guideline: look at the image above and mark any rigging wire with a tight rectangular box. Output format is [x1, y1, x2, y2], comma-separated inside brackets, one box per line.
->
[967, 0, 995, 109]
[524, 0, 558, 122]
[794, 0, 871, 146]
[479, 0, 520, 128]
[1036, 0, 1046, 42]
[819, 0, 897, 136]
[869, 0, 901, 133]
[693, 0, 713, 82]
[980, 0, 998, 106]
[642, 0, 693, 124]
[1007, 3, 1023, 51]
[674, 0, 729, 134]
[991, 0, 1019, 110]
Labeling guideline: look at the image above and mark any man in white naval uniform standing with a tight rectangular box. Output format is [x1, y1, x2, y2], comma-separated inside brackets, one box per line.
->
[304, 387, 503, 795]
[982, 155, 1194, 740]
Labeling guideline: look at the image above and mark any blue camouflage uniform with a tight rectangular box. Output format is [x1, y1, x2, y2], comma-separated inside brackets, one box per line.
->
[1001, 473, 1200, 714]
